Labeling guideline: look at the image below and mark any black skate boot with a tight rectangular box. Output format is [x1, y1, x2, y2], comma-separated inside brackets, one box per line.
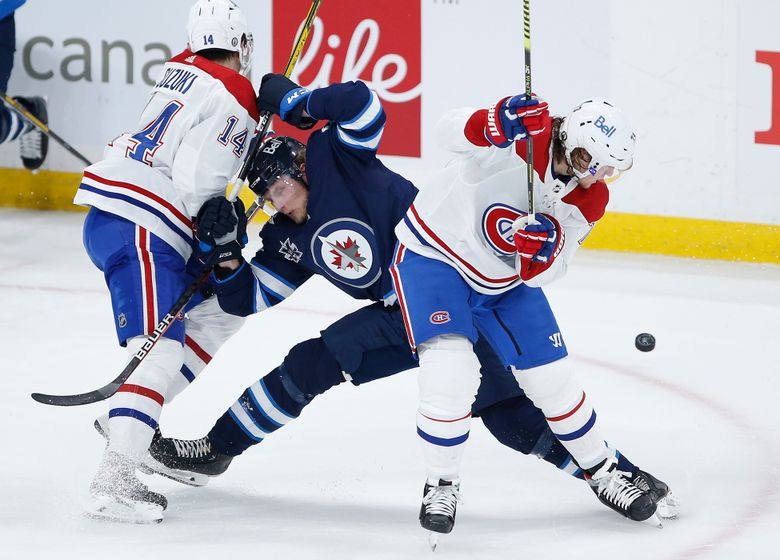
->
[87, 450, 167, 524]
[633, 470, 679, 519]
[419, 479, 461, 534]
[587, 457, 657, 522]
[93, 415, 208, 487]
[13, 96, 48, 170]
[150, 434, 233, 477]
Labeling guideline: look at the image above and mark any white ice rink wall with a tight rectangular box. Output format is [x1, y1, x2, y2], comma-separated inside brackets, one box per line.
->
[0, 0, 778, 262]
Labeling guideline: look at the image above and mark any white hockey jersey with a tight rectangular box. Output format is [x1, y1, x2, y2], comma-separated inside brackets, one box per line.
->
[74, 50, 258, 259]
[395, 107, 610, 294]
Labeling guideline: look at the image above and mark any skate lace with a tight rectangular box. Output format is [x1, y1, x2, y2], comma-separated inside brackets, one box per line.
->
[172, 437, 212, 459]
[20, 128, 43, 159]
[423, 485, 462, 517]
[597, 469, 643, 511]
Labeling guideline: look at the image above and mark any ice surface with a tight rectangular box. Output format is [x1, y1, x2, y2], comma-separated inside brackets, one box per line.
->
[1, 209, 779, 559]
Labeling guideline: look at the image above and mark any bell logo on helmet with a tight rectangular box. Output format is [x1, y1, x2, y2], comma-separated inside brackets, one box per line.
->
[262, 138, 283, 154]
[594, 115, 616, 137]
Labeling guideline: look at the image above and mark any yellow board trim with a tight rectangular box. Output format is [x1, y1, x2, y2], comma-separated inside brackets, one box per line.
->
[584, 211, 780, 264]
[0, 168, 84, 211]
[1, 167, 778, 264]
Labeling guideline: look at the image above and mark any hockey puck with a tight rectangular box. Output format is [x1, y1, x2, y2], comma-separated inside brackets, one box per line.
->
[635, 333, 656, 352]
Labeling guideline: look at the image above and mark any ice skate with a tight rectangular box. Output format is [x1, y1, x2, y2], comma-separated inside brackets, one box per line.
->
[419, 478, 461, 550]
[633, 469, 679, 519]
[86, 450, 167, 524]
[94, 415, 208, 487]
[150, 434, 233, 478]
[587, 457, 658, 524]
[14, 96, 48, 170]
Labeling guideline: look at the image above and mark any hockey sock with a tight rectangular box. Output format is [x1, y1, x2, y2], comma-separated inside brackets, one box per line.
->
[208, 366, 302, 456]
[512, 360, 610, 470]
[0, 105, 30, 144]
[108, 336, 184, 459]
[417, 334, 481, 480]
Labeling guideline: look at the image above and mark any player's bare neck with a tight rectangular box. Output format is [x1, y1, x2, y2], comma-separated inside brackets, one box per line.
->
[214, 53, 241, 73]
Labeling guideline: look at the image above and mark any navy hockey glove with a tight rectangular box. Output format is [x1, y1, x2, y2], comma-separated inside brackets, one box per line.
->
[485, 94, 549, 148]
[195, 196, 248, 264]
[513, 213, 564, 281]
[257, 73, 317, 130]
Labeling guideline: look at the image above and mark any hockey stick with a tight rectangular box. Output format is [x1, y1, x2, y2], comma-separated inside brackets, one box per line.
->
[227, 0, 322, 209]
[30, 0, 323, 407]
[1, 92, 92, 167]
[30, 251, 219, 406]
[522, 0, 535, 222]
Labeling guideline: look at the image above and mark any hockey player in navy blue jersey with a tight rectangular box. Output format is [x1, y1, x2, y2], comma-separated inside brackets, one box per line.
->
[124, 73, 677, 525]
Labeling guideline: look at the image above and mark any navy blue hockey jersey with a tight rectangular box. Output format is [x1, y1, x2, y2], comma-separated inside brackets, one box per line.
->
[211, 81, 418, 315]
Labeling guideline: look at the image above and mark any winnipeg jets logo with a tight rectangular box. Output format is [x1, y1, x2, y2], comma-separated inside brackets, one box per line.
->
[324, 236, 367, 271]
[279, 238, 303, 263]
[311, 218, 380, 288]
[482, 203, 526, 256]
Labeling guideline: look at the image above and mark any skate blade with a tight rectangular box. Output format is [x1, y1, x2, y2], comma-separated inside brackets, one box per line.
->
[646, 513, 663, 529]
[428, 532, 439, 551]
[145, 455, 209, 488]
[153, 465, 209, 488]
[85, 495, 164, 524]
[656, 492, 680, 520]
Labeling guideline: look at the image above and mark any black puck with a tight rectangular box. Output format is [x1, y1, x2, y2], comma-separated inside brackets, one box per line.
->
[635, 333, 656, 352]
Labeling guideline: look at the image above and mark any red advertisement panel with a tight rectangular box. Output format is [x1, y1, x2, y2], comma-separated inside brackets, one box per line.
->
[272, 0, 422, 157]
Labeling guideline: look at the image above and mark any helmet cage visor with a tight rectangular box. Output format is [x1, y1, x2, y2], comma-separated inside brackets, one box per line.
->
[239, 32, 253, 75]
[249, 161, 303, 196]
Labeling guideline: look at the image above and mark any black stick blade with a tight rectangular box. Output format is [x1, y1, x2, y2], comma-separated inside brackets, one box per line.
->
[31, 381, 122, 406]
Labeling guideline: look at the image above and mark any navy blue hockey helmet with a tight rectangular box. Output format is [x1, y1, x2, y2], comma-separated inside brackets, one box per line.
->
[247, 136, 306, 196]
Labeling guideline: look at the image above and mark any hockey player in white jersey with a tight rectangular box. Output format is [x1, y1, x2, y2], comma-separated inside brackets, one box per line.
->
[72, 0, 257, 523]
[392, 94, 669, 534]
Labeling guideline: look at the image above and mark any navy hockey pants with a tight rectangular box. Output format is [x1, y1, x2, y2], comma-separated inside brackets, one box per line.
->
[207, 301, 575, 470]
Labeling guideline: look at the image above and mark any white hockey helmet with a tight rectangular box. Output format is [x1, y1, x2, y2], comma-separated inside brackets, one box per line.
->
[560, 98, 635, 180]
[187, 0, 254, 75]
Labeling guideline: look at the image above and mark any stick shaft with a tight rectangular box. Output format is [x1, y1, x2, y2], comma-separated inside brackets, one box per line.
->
[523, 0, 535, 222]
[1, 92, 92, 166]
[227, 0, 322, 201]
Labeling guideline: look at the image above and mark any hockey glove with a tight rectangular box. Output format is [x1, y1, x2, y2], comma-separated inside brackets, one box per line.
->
[195, 196, 248, 264]
[485, 94, 549, 148]
[257, 73, 317, 130]
[513, 213, 565, 282]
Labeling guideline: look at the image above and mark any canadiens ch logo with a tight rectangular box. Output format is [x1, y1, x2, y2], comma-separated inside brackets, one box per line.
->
[482, 203, 526, 256]
[429, 311, 450, 324]
[279, 238, 303, 263]
[310, 218, 380, 288]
